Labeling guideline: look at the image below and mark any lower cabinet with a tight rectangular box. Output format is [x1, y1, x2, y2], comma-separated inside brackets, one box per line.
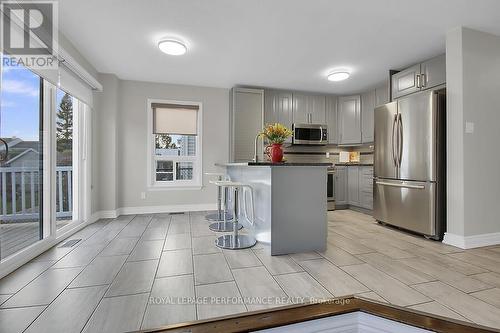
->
[359, 166, 373, 210]
[347, 166, 359, 206]
[334, 166, 347, 205]
[336, 165, 373, 210]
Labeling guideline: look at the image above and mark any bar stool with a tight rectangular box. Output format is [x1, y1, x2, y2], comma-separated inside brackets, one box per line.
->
[209, 180, 243, 232]
[215, 181, 257, 250]
[205, 172, 233, 221]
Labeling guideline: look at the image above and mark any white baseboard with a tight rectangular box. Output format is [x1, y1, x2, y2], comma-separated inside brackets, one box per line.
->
[90, 203, 217, 223]
[443, 231, 500, 249]
[118, 203, 216, 215]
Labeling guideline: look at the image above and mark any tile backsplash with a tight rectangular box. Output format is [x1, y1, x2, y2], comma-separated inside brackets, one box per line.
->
[281, 143, 374, 165]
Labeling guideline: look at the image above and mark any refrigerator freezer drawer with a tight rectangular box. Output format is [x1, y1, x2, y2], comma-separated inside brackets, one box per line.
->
[373, 179, 436, 236]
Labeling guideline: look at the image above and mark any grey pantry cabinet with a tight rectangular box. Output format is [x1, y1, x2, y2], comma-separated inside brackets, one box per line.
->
[391, 54, 446, 100]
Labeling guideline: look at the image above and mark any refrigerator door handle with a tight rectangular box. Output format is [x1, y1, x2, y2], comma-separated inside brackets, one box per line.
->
[376, 181, 425, 190]
[397, 113, 403, 167]
[391, 114, 398, 167]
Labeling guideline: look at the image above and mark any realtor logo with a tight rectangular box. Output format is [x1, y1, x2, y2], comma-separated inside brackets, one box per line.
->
[1, 0, 58, 69]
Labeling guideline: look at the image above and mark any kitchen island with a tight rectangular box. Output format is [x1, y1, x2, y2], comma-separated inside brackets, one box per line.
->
[216, 162, 331, 255]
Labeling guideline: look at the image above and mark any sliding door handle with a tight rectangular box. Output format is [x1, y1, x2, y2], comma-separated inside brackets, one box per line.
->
[376, 181, 425, 190]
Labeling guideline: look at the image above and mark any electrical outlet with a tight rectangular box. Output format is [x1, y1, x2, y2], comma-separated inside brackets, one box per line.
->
[465, 122, 474, 134]
[140, 192, 146, 200]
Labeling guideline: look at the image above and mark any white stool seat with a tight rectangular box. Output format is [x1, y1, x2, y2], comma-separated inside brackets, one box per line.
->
[205, 173, 232, 222]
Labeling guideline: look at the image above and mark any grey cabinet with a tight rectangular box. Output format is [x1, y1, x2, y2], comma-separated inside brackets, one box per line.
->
[375, 82, 389, 106]
[421, 54, 446, 90]
[292, 93, 309, 124]
[326, 95, 338, 144]
[359, 166, 373, 210]
[391, 54, 445, 100]
[361, 90, 375, 143]
[334, 166, 347, 205]
[310, 95, 326, 124]
[338, 165, 373, 210]
[391, 64, 421, 99]
[338, 95, 361, 145]
[230, 88, 264, 162]
[347, 166, 359, 206]
[292, 93, 326, 125]
[264, 90, 293, 143]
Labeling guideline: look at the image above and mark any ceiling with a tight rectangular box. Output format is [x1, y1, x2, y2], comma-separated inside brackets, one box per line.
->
[59, 0, 500, 94]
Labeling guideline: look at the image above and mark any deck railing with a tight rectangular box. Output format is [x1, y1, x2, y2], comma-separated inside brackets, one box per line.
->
[0, 166, 72, 222]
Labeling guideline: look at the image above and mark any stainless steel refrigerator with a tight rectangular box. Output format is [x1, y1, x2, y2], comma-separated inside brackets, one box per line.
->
[373, 88, 446, 239]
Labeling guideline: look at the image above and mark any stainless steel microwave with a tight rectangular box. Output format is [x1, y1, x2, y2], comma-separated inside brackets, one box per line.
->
[292, 124, 328, 145]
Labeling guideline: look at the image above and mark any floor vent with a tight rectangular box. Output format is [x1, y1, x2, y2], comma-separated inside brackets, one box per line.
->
[58, 239, 82, 248]
[169, 212, 185, 215]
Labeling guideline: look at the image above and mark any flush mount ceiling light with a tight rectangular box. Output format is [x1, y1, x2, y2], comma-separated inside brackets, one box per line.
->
[327, 71, 350, 82]
[158, 39, 187, 55]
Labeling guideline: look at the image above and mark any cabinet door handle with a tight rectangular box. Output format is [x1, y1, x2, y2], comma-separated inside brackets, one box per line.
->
[416, 74, 421, 88]
[421, 73, 426, 88]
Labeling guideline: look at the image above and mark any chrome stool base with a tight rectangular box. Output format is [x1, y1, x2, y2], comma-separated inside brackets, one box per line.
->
[215, 234, 257, 250]
[205, 211, 233, 221]
[209, 222, 243, 232]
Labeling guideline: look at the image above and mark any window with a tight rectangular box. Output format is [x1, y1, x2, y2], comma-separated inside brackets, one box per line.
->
[148, 100, 202, 188]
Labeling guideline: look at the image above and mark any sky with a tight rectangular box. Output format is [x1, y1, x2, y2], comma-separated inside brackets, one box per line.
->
[1, 65, 67, 141]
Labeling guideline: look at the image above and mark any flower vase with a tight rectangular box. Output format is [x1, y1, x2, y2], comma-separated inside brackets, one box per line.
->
[266, 143, 284, 163]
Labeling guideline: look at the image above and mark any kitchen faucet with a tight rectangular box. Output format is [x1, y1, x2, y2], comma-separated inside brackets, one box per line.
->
[253, 133, 261, 163]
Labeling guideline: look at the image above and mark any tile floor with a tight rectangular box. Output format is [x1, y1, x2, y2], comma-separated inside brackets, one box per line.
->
[1, 210, 500, 332]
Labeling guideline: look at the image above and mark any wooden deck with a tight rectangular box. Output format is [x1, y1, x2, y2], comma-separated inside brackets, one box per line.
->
[0, 220, 69, 259]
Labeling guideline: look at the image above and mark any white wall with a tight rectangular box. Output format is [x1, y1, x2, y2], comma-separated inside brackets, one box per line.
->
[92, 73, 119, 214]
[445, 27, 500, 248]
[92, 77, 230, 215]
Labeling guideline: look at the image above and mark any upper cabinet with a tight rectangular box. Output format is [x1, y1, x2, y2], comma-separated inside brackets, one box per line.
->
[292, 93, 326, 125]
[292, 93, 309, 124]
[375, 82, 389, 106]
[361, 90, 375, 143]
[391, 64, 421, 99]
[391, 54, 445, 100]
[264, 90, 293, 143]
[338, 95, 361, 145]
[230, 88, 264, 162]
[309, 95, 326, 124]
[326, 95, 338, 144]
[421, 54, 446, 90]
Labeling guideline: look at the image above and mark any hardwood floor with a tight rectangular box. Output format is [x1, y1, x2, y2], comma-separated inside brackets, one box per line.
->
[1, 210, 500, 332]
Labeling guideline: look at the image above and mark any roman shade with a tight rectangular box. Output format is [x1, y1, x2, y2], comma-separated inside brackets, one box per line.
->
[4, 3, 102, 106]
[152, 103, 199, 135]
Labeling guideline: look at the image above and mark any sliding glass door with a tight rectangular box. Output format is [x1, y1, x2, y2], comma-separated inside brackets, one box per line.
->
[55, 88, 79, 230]
[0, 64, 88, 261]
[0, 65, 45, 260]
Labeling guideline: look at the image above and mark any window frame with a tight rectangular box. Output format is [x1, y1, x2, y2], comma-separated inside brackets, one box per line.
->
[146, 99, 203, 190]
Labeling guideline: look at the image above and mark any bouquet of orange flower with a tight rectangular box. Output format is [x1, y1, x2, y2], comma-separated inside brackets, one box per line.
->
[259, 123, 293, 144]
